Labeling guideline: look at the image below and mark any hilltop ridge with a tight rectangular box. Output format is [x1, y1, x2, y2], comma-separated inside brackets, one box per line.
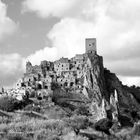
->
[10, 38, 140, 124]
[0, 38, 140, 139]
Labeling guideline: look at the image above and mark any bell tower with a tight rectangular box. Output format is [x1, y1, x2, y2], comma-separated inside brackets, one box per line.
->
[85, 38, 96, 54]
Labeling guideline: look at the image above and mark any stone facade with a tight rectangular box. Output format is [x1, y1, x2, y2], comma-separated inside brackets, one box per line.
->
[85, 38, 96, 54]
[12, 37, 140, 124]
[54, 57, 70, 75]
[22, 38, 97, 92]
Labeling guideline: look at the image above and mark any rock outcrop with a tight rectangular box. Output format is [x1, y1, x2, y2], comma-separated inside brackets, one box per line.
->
[81, 53, 140, 122]
[80, 54, 108, 121]
[104, 69, 140, 111]
[15, 38, 140, 124]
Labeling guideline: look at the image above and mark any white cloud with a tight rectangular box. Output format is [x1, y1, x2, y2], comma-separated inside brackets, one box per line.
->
[23, 0, 140, 86]
[0, 53, 24, 75]
[48, 18, 95, 58]
[26, 47, 57, 65]
[0, 0, 17, 41]
[105, 58, 140, 76]
[22, 0, 81, 18]
[0, 0, 19, 87]
[118, 76, 140, 86]
[0, 53, 24, 87]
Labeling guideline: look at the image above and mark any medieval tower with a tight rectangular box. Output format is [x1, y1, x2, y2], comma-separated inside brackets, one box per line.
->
[85, 38, 96, 54]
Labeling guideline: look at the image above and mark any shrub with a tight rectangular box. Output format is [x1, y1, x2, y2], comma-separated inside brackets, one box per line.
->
[45, 105, 68, 119]
[7, 135, 29, 140]
[5, 135, 29, 140]
[18, 99, 33, 109]
[118, 115, 133, 127]
[65, 115, 89, 132]
[132, 122, 140, 136]
[74, 105, 90, 116]
[94, 118, 113, 135]
[0, 96, 20, 112]
[24, 104, 41, 113]
[0, 116, 11, 124]
[63, 132, 88, 140]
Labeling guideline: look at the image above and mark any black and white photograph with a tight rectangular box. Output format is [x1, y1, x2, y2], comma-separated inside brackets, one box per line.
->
[0, 0, 140, 139]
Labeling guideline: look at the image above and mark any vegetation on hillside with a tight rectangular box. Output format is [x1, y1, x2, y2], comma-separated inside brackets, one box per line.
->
[0, 95, 139, 140]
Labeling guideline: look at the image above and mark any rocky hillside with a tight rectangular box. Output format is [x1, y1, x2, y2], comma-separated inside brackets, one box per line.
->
[104, 69, 140, 110]
[69, 53, 140, 123]
[0, 52, 140, 140]
[47, 52, 140, 125]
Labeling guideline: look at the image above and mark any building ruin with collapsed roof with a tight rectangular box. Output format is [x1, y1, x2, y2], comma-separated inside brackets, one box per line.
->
[14, 38, 119, 122]
[21, 38, 97, 91]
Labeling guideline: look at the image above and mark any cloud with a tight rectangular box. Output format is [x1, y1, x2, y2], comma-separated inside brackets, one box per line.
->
[0, 0, 17, 41]
[26, 47, 57, 65]
[105, 58, 140, 77]
[48, 18, 95, 58]
[0, 53, 24, 87]
[118, 76, 140, 86]
[22, 0, 81, 18]
[23, 0, 140, 86]
[0, 0, 19, 87]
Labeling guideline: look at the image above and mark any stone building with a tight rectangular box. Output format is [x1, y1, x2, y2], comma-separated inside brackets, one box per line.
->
[54, 57, 70, 75]
[57, 71, 76, 87]
[21, 38, 97, 95]
[85, 38, 96, 54]
[71, 54, 84, 70]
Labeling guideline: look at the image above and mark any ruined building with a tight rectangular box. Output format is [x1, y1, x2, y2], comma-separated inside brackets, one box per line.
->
[13, 36, 140, 125]
[23, 38, 97, 90]
[15, 38, 120, 121]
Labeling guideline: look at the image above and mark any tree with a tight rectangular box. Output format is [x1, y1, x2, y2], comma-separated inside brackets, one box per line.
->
[94, 118, 113, 135]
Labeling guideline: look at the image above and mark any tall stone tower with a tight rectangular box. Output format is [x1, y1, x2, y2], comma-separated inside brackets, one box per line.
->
[85, 38, 96, 54]
[26, 61, 32, 73]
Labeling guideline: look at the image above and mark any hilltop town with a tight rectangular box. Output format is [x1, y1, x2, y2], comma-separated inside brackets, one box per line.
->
[1, 38, 140, 122]
[2, 38, 119, 122]
[0, 38, 140, 139]
[11, 38, 95, 95]
[19, 38, 97, 93]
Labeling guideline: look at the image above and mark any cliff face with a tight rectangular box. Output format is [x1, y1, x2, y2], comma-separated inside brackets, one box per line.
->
[104, 69, 140, 111]
[81, 54, 140, 121]
[50, 54, 109, 121]
[81, 54, 108, 121]
[83, 54, 107, 102]
[23, 51, 140, 123]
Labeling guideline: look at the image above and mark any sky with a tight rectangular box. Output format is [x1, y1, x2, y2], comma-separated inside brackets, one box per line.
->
[0, 0, 140, 88]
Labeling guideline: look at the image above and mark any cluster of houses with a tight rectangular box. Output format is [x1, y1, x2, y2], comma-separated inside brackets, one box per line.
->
[11, 38, 97, 100]
[0, 38, 119, 122]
